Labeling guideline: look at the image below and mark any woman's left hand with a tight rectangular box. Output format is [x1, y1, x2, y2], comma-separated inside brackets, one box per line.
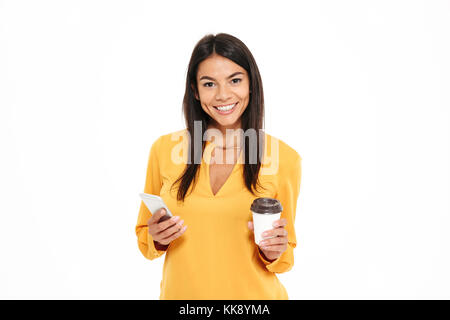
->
[247, 218, 288, 262]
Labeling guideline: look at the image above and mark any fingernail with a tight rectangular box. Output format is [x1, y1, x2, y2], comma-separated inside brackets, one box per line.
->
[172, 216, 180, 221]
[179, 219, 184, 226]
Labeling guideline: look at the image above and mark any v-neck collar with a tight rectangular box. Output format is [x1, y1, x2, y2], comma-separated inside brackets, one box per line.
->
[205, 140, 244, 197]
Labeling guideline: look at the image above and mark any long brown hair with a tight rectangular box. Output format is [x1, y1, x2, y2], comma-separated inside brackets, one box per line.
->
[170, 33, 268, 202]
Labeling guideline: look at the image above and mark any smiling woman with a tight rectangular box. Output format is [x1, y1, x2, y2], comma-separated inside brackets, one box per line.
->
[135, 33, 302, 300]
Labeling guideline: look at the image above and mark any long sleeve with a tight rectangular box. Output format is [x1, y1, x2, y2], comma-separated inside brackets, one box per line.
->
[257, 153, 302, 273]
[135, 136, 171, 260]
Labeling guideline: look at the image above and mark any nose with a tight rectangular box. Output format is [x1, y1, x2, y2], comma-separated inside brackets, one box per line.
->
[215, 84, 232, 101]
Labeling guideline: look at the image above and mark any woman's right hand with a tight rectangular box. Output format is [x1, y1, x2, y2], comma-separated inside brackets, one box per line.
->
[147, 208, 187, 246]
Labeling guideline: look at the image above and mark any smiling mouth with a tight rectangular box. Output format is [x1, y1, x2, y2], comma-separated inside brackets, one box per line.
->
[213, 102, 238, 112]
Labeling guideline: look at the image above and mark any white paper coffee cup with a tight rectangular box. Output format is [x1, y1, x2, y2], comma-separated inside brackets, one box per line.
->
[250, 198, 283, 246]
[252, 211, 281, 245]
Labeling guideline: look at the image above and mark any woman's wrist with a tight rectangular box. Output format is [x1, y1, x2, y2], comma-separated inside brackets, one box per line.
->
[258, 248, 276, 262]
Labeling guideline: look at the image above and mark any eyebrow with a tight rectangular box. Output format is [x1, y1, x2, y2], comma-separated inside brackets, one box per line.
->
[199, 72, 244, 81]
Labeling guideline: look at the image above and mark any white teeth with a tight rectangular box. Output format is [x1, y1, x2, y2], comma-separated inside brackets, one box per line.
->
[215, 103, 236, 111]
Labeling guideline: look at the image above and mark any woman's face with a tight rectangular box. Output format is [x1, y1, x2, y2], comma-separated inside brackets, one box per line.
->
[193, 54, 250, 132]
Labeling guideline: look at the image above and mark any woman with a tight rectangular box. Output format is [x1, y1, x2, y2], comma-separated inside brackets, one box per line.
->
[135, 33, 302, 300]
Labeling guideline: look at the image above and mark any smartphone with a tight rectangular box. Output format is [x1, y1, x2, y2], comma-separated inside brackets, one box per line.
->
[139, 193, 173, 222]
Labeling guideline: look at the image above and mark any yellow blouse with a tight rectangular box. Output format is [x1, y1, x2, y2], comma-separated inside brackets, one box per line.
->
[135, 129, 302, 300]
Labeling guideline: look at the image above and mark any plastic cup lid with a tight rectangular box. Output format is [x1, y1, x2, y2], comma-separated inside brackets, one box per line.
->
[250, 197, 282, 214]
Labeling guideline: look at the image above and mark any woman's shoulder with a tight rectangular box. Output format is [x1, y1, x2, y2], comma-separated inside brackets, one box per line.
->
[264, 132, 302, 165]
[149, 130, 190, 179]
[151, 129, 189, 150]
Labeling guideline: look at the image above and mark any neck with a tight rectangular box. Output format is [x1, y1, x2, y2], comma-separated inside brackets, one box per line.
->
[205, 123, 243, 149]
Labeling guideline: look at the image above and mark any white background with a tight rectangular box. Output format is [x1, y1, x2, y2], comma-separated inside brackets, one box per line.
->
[1, 0, 449, 299]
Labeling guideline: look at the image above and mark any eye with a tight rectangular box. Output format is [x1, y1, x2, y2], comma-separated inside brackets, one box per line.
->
[202, 78, 241, 87]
